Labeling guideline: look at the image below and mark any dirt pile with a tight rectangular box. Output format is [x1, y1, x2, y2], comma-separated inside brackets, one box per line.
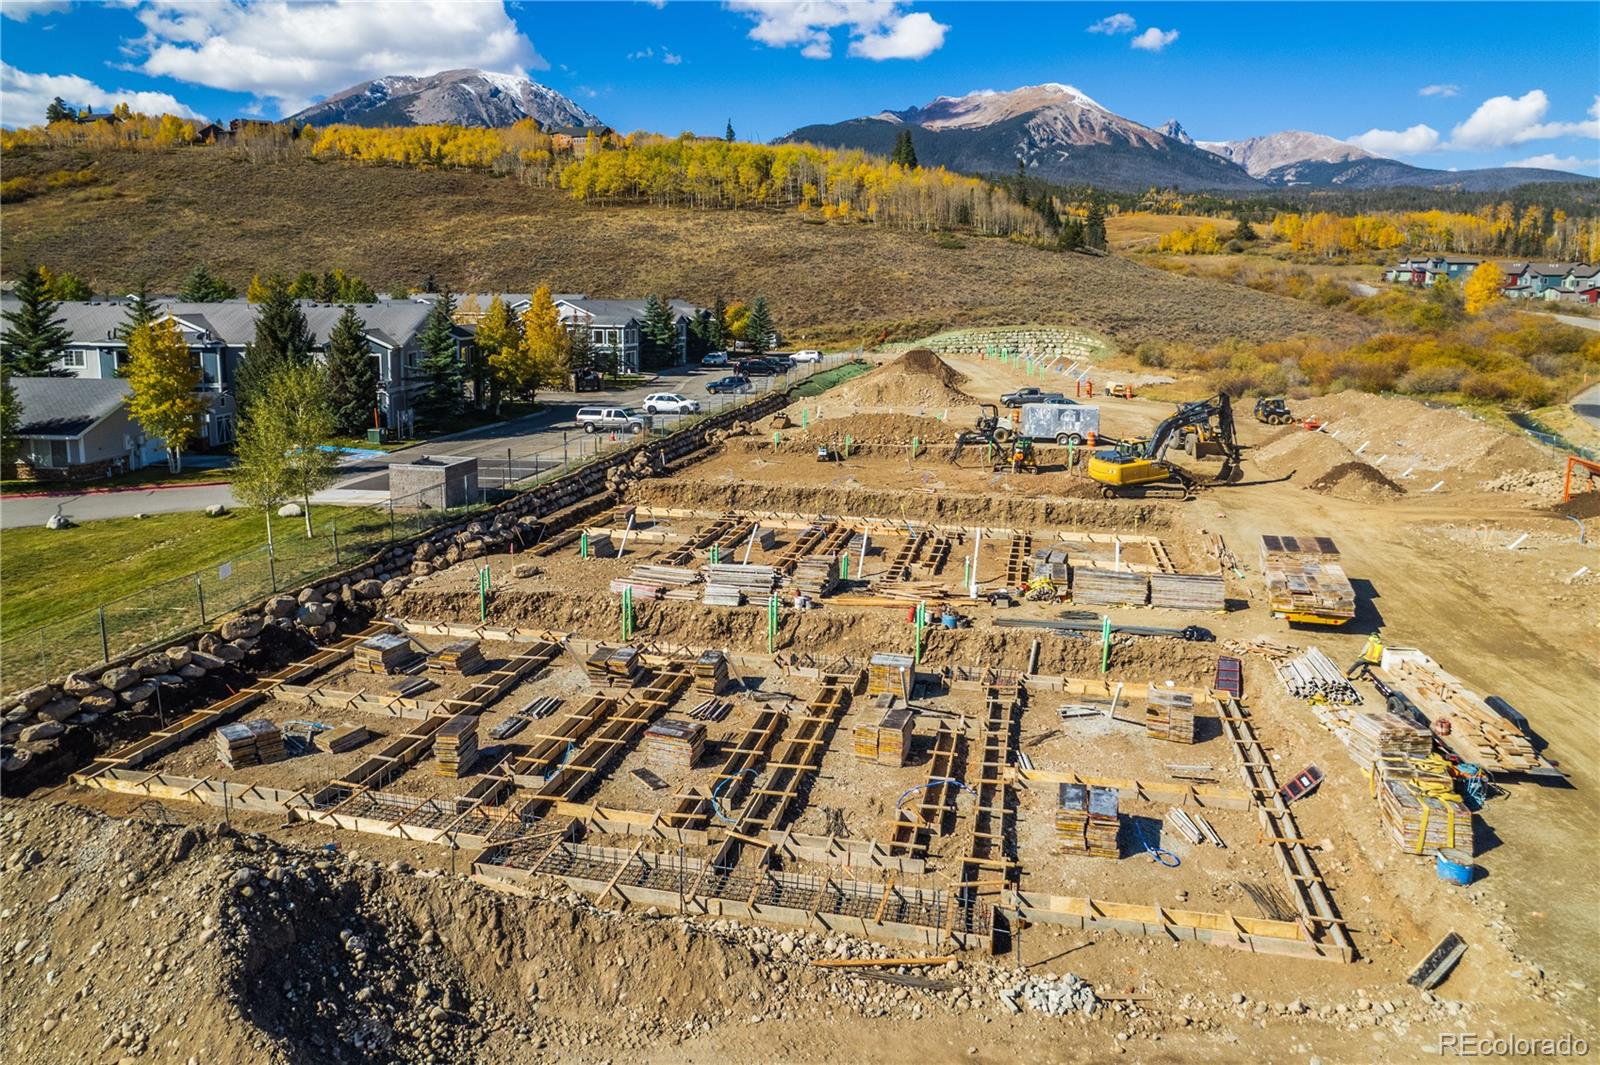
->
[827, 348, 975, 411]
[799, 413, 956, 446]
[1307, 461, 1405, 503]
[1297, 391, 1551, 483]
[1253, 427, 1364, 482]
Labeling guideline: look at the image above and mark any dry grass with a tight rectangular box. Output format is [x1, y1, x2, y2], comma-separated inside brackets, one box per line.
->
[0, 145, 1373, 350]
[1105, 212, 1228, 250]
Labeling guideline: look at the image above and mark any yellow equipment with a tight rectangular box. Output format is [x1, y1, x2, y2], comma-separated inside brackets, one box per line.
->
[1086, 394, 1242, 499]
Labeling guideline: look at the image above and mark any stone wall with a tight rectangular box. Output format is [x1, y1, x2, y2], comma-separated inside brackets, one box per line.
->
[881, 326, 1111, 362]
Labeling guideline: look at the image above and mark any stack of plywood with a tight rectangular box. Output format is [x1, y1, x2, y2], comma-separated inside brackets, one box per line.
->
[1071, 568, 1147, 607]
[585, 646, 643, 687]
[1056, 784, 1121, 858]
[704, 564, 777, 607]
[427, 639, 486, 677]
[1144, 686, 1196, 744]
[853, 707, 914, 767]
[611, 564, 700, 601]
[1378, 649, 1538, 773]
[1344, 710, 1432, 772]
[1259, 534, 1356, 623]
[1375, 754, 1473, 857]
[867, 653, 915, 699]
[1149, 573, 1226, 612]
[644, 718, 705, 773]
[692, 650, 731, 694]
[791, 554, 843, 597]
[1030, 545, 1071, 584]
[316, 724, 370, 754]
[352, 633, 414, 674]
[215, 720, 285, 768]
[435, 712, 480, 777]
[1056, 783, 1090, 852]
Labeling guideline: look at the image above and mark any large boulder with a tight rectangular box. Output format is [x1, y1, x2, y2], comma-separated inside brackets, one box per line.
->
[16, 686, 54, 712]
[277, 502, 304, 517]
[133, 654, 171, 677]
[79, 690, 118, 714]
[297, 602, 330, 627]
[20, 721, 64, 742]
[297, 586, 319, 604]
[380, 578, 408, 598]
[414, 540, 437, 562]
[219, 616, 263, 641]
[120, 681, 158, 706]
[352, 579, 384, 600]
[189, 650, 226, 671]
[203, 503, 227, 517]
[179, 664, 207, 681]
[62, 672, 100, 696]
[198, 633, 223, 655]
[214, 643, 246, 664]
[37, 697, 80, 723]
[100, 667, 141, 692]
[266, 595, 298, 619]
[164, 646, 192, 669]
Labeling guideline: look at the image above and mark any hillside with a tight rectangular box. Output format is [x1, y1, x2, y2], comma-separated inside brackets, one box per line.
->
[0, 145, 1372, 348]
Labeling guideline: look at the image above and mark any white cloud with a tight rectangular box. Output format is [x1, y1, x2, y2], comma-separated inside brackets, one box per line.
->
[127, 0, 545, 116]
[1086, 12, 1136, 34]
[0, 62, 204, 126]
[628, 47, 655, 60]
[1347, 123, 1442, 155]
[1129, 26, 1178, 52]
[726, 1, 948, 61]
[662, 51, 684, 65]
[1507, 153, 1599, 174]
[0, 0, 71, 21]
[1448, 89, 1600, 148]
[1418, 83, 1460, 98]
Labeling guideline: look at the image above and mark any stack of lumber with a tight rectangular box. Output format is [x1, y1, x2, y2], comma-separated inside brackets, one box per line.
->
[1071, 568, 1147, 607]
[853, 707, 914, 766]
[1375, 754, 1473, 856]
[1276, 647, 1361, 704]
[692, 650, 732, 694]
[1030, 545, 1070, 584]
[867, 653, 915, 699]
[686, 697, 732, 722]
[488, 696, 561, 740]
[1260, 534, 1355, 621]
[1344, 710, 1433, 772]
[610, 564, 701, 601]
[1056, 784, 1121, 858]
[352, 634, 414, 674]
[644, 717, 705, 772]
[1145, 686, 1197, 744]
[316, 724, 370, 754]
[585, 646, 644, 687]
[704, 563, 776, 607]
[580, 532, 616, 557]
[791, 554, 843, 597]
[1379, 650, 1539, 773]
[215, 720, 285, 768]
[427, 639, 486, 677]
[1149, 573, 1226, 612]
[435, 713, 480, 777]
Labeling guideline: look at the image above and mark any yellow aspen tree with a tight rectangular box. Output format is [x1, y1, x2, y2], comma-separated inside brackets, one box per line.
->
[1464, 262, 1506, 315]
[124, 318, 206, 472]
[517, 284, 572, 394]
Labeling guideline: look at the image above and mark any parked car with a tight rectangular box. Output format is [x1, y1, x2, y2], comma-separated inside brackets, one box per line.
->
[572, 369, 603, 392]
[707, 375, 752, 394]
[1001, 387, 1067, 408]
[792, 349, 824, 364]
[643, 392, 701, 415]
[765, 355, 795, 372]
[736, 359, 779, 376]
[700, 351, 729, 367]
[575, 406, 650, 434]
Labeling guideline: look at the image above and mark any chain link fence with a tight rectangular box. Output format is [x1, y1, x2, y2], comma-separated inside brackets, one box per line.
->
[0, 356, 863, 690]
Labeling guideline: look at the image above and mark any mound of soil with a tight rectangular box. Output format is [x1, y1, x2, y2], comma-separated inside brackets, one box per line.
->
[799, 413, 956, 446]
[829, 348, 975, 411]
[1297, 391, 1551, 482]
[1308, 461, 1405, 503]
[1252, 428, 1361, 483]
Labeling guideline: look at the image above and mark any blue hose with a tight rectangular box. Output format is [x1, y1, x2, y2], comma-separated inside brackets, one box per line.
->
[895, 776, 978, 811]
[1138, 822, 1181, 867]
[712, 768, 759, 826]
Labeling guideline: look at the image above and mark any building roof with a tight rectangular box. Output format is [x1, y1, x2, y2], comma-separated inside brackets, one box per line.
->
[557, 297, 706, 326]
[1522, 262, 1585, 277]
[12, 377, 131, 437]
[0, 297, 436, 349]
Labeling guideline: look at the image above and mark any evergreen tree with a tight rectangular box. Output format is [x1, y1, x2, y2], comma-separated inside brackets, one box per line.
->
[422, 273, 438, 294]
[316, 271, 340, 302]
[744, 297, 774, 358]
[415, 292, 464, 426]
[0, 371, 21, 467]
[340, 276, 377, 303]
[1084, 203, 1107, 251]
[567, 317, 596, 375]
[1058, 218, 1085, 252]
[890, 130, 918, 169]
[234, 276, 314, 419]
[118, 282, 159, 366]
[323, 306, 378, 434]
[1037, 195, 1061, 233]
[639, 294, 678, 370]
[46, 97, 73, 123]
[0, 265, 72, 376]
[724, 119, 736, 142]
[386, 283, 411, 300]
[1232, 217, 1259, 242]
[178, 263, 236, 302]
[289, 271, 320, 299]
[709, 295, 730, 353]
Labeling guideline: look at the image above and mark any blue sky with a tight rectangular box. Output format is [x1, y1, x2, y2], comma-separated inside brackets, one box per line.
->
[2, 1, 1596, 174]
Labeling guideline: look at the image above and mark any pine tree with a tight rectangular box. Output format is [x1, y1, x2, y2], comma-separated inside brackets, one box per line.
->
[386, 283, 410, 300]
[124, 318, 206, 472]
[567, 317, 596, 375]
[0, 265, 72, 376]
[725, 119, 736, 142]
[639, 294, 678, 370]
[1232, 216, 1259, 243]
[1084, 203, 1107, 251]
[744, 297, 774, 358]
[709, 295, 730, 353]
[178, 263, 236, 302]
[890, 130, 918, 169]
[1038, 195, 1061, 233]
[235, 276, 314, 419]
[415, 293, 463, 426]
[323, 306, 378, 434]
[45, 97, 72, 123]
[316, 271, 339, 302]
[475, 295, 520, 413]
[119, 283, 158, 342]
[0, 370, 22, 467]
[289, 271, 320, 299]
[1058, 218, 1085, 252]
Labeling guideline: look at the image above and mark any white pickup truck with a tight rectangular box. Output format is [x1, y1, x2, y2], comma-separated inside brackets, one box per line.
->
[575, 406, 650, 433]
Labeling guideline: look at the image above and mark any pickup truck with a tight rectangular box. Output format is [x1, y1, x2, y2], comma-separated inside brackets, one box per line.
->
[575, 406, 650, 434]
[1001, 387, 1067, 408]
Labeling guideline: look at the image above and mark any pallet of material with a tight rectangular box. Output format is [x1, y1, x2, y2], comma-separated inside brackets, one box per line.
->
[352, 633, 415, 675]
[866, 653, 915, 699]
[1262, 558, 1356, 621]
[853, 707, 914, 767]
[584, 646, 643, 687]
[1344, 710, 1432, 771]
[1056, 783, 1090, 851]
[704, 563, 777, 593]
[702, 585, 745, 607]
[1071, 568, 1148, 607]
[1145, 686, 1197, 744]
[316, 724, 371, 754]
[1259, 533, 1341, 565]
[427, 639, 487, 677]
[215, 720, 285, 769]
[1214, 655, 1244, 698]
[1375, 754, 1473, 856]
[1056, 784, 1121, 858]
[1150, 573, 1226, 612]
[691, 650, 732, 694]
[791, 554, 843, 597]
[1377, 649, 1539, 773]
[644, 717, 705, 772]
[435, 712, 480, 777]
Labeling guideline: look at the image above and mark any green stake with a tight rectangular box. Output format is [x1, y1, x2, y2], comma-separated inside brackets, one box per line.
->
[580, 531, 590, 559]
[1100, 615, 1112, 674]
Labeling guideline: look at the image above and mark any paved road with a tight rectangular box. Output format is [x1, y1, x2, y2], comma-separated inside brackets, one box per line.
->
[1, 482, 240, 529]
[1573, 382, 1600, 434]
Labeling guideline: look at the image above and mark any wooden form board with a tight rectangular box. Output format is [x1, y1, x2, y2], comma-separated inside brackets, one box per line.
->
[1010, 768, 1251, 811]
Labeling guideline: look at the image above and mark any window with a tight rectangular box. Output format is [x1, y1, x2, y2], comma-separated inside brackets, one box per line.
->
[57, 351, 86, 369]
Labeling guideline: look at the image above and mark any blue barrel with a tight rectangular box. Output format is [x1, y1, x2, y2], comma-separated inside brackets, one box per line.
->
[1435, 848, 1474, 886]
[941, 611, 959, 629]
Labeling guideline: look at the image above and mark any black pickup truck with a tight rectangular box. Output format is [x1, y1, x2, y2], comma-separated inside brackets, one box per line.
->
[1001, 387, 1067, 408]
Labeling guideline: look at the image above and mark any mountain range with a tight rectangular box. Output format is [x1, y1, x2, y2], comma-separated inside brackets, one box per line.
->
[779, 84, 1593, 192]
[289, 69, 600, 130]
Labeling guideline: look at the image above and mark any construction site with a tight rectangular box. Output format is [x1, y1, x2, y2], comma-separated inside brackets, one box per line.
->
[4, 340, 1597, 1065]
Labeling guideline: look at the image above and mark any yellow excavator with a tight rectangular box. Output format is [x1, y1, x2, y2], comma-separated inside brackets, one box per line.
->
[1086, 394, 1243, 499]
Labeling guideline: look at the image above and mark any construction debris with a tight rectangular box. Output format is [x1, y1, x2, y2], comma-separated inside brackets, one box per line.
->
[1376, 649, 1540, 773]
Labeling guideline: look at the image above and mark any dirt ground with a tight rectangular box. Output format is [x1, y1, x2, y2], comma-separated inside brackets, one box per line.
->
[11, 348, 1598, 1064]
